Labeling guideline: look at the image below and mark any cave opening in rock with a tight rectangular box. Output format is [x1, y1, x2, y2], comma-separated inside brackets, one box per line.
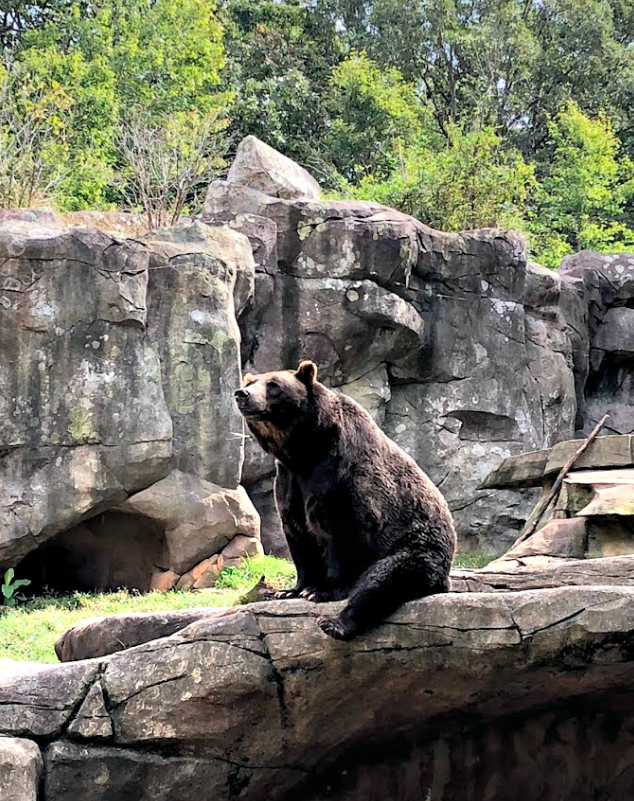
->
[17, 511, 168, 595]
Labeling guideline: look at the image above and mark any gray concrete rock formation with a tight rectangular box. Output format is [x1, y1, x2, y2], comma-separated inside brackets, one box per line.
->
[0, 223, 173, 567]
[2, 139, 634, 570]
[0, 213, 261, 580]
[560, 251, 634, 436]
[202, 142, 634, 554]
[202, 173, 586, 552]
[117, 470, 260, 575]
[6, 574, 634, 800]
[227, 134, 322, 200]
[0, 736, 42, 801]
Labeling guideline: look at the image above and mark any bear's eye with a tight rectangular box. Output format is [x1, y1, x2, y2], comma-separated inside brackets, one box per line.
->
[267, 380, 282, 395]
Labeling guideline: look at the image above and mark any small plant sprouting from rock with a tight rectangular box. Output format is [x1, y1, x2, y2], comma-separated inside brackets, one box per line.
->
[2, 568, 31, 608]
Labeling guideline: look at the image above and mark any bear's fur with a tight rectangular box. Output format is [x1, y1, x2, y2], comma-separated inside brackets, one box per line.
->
[234, 360, 456, 640]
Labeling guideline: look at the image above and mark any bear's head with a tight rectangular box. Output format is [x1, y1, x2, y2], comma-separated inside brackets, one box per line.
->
[234, 360, 318, 425]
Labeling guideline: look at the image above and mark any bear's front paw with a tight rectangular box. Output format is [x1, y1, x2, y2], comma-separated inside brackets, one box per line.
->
[318, 615, 356, 641]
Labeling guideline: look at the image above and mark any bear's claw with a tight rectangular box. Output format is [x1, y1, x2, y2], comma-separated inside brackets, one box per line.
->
[275, 586, 319, 600]
[274, 588, 300, 600]
[318, 615, 355, 641]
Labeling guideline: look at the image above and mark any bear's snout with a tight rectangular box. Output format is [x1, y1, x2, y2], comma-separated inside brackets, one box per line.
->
[234, 386, 258, 417]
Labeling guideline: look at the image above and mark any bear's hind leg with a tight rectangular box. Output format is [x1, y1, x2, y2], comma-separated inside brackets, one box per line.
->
[318, 551, 448, 641]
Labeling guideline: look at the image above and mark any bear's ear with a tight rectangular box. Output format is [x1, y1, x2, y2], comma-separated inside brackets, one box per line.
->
[242, 372, 254, 386]
[296, 360, 318, 385]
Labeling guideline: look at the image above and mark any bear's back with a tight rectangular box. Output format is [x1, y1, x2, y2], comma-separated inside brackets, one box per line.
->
[334, 391, 450, 514]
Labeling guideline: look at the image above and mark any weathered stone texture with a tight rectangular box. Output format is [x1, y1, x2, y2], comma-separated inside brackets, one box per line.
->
[117, 470, 260, 575]
[203, 175, 581, 551]
[6, 579, 634, 800]
[203, 144, 634, 553]
[560, 250, 634, 435]
[0, 224, 173, 567]
[143, 222, 253, 488]
[0, 736, 42, 801]
[3, 139, 634, 568]
[0, 660, 100, 739]
[227, 134, 322, 200]
[66, 682, 113, 741]
[0, 217, 257, 574]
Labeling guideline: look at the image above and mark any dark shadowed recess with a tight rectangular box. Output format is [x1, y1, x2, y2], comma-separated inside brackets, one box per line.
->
[294, 689, 634, 801]
[16, 511, 166, 594]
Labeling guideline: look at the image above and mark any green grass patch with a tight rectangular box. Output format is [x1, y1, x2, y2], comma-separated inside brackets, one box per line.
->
[215, 553, 297, 590]
[0, 553, 495, 664]
[0, 555, 297, 664]
[452, 553, 498, 570]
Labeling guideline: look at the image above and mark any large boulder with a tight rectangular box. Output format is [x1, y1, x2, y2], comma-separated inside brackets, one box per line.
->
[117, 470, 260, 575]
[0, 737, 42, 801]
[55, 607, 229, 662]
[227, 135, 321, 200]
[559, 251, 634, 435]
[0, 216, 257, 579]
[143, 222, 253, 488]
[6, 577, 634, 800]
[0, 223, 172, 567]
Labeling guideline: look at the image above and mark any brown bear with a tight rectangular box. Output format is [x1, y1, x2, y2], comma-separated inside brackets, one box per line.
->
[234, 360, 456, 640]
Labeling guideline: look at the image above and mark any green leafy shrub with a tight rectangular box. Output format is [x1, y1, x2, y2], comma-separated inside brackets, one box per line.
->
[2, 569, 31, 608]
[347, 124, 536, 233]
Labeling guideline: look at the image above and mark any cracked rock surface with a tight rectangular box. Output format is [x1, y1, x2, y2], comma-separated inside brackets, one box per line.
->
[6, 580, 634, 800]
[0, 736, 42, 801]
[0, 216, 257, 571]
[560, 250, 634, 436]
[3, 143, 634, 561]
[202, 143, 634, 554]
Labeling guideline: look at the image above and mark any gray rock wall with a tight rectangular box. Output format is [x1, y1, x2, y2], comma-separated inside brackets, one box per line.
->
[6, 577, 634, 800]
[303, 693, 634, 801]
[202, 175, 605, 553]
[0, 215, 261, 575]
[2, 140, 634, 564]
[560, 251, 634, 436]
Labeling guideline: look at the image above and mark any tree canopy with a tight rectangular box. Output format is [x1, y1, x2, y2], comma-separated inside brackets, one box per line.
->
[1, 0, 633, 266]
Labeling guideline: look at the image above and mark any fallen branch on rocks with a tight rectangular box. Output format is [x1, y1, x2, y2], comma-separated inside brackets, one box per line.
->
[511, 414, 609, 549]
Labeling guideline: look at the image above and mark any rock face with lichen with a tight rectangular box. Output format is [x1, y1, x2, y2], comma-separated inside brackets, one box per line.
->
[559, 250, 634, 435]
[2, 137, 634, 801]
[202, 139, 634, 554]
[0, 214, 262, 583]
[0, 222, 172, 567]
[202, 153, 594, 554]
